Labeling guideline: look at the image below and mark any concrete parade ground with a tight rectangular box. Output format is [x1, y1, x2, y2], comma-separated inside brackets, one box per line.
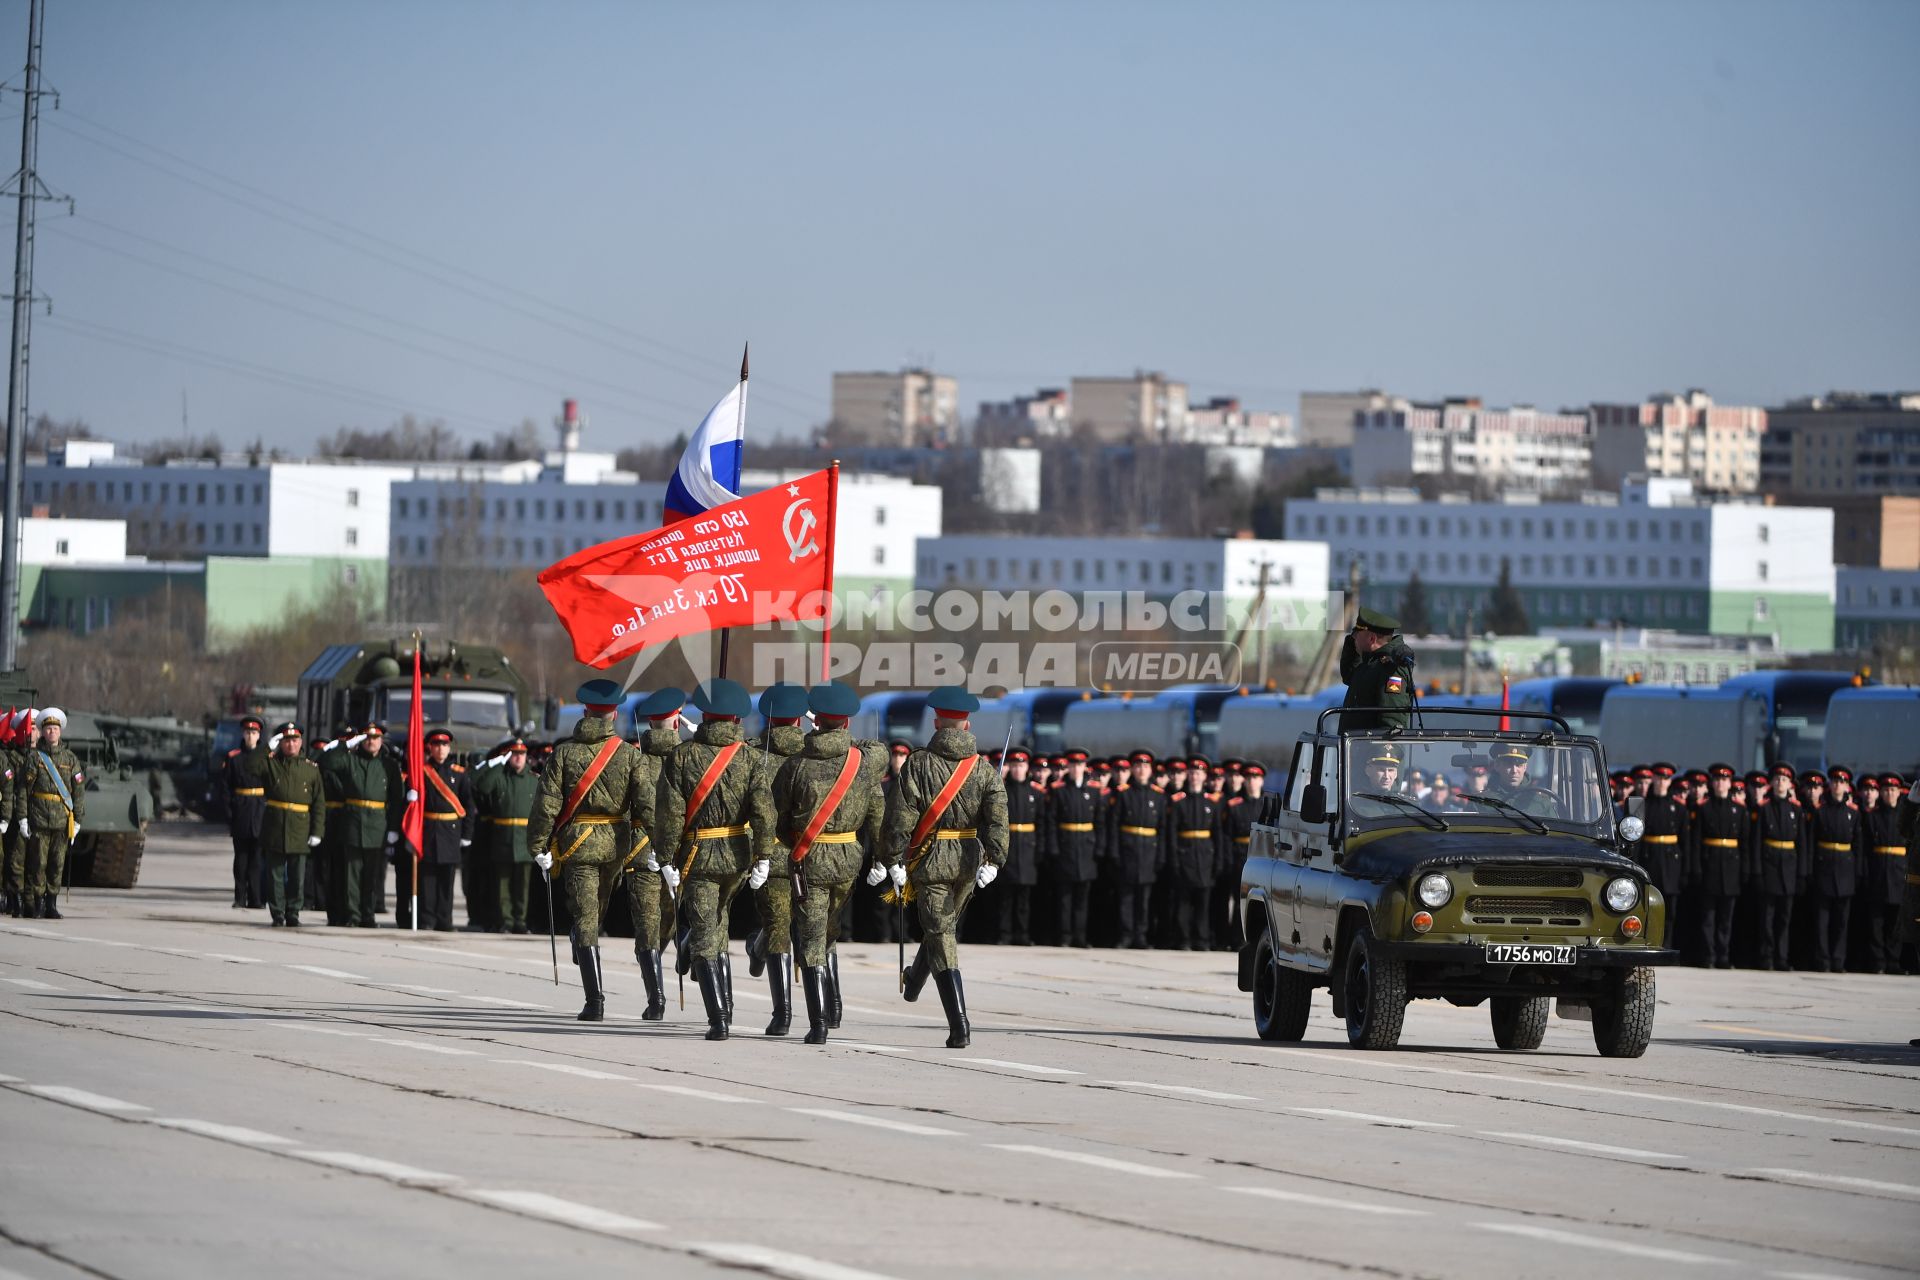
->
[1, 823, 1916, 1280]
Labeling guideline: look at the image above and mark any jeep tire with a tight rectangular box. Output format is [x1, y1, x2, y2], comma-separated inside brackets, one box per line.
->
[1490, 995, 1550, 1050]
[1593, 966, 1656, 1058]
[1343, 923, 1407, 1050]
[1252, 932, 1312, 1041]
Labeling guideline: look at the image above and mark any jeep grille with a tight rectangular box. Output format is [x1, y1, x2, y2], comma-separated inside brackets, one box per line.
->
[1466, 896, 1590, 926]
[1473, 867, 1584, 888]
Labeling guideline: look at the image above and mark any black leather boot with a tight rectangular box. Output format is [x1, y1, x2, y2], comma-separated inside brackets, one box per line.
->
[674, 927, 693, 977]
[765, 953, 792, 1036]
[24, 892, 41, 919]
[934, 968, 969, 1049]
[3, 891, 16, 916]
[747, 926, 769, 978]
[718, 952, 734, 1028]
[42, 893, 62, 921]
[638, 946, 666, 1021]
[576, 946, 605, 1022]
[694, 958, 729, 1040]
[801, 964, 829, 1045]
[825, 949, 844, 1029]
[901, 944, 930, 1002]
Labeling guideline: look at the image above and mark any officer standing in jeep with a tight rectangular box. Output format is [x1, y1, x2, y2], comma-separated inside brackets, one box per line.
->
[1340, 607, 1414, 731]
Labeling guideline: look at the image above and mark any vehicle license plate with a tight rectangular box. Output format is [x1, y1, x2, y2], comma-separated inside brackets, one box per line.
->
[1484, 943, 1575, 965]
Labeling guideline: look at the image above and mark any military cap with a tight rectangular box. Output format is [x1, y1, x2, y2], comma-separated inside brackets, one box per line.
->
[691, 678, 751, 718]
[1129, 749, 1154, 764]
[1051, 754, 1069, 767]
[759, 682, 809, 721]
[1493, 744, 1531, 763]
[888, 739, 913, 754]
[1748, 770, 1770, 783]
[362, 722, 386, 737]
[576, 677, 623, 708]
[1244, 763, 1266, 778]
[808, 682, 860, 718]
[1453, 752, 1491, 770]
[1007, 747, 1030, 762]
[1064, 748, 1089, 762]
[1827, 765, 1851, 782]
[1168, 758, 1189, 771]
[505, 736, 529, 752]
[1686, 769, 1708, 782]
[925, 685, 980, 716]
[1859, 773, 1883, 788]
[1365, 746, 1402, 767]
[1651, 762, 1675, 777]
[1188, 756, 1211, 770]
[276, 721, 302, 738]
[1883, 773, 1905, 790]
[1224, 759, 1243, 774]
[1353, 605, 1400, 634]
[1709, 763, 1735, 778]
[39, 706, 66, 726]
[239, 715, 264, 732]
[1630, 764, 1654, 779]
[635, 687, 686, 720]
[426, 728, 453, 745]
[1801, 770, 1826, 785]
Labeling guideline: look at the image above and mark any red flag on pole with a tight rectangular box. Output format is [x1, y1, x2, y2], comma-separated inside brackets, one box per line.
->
[403, 645, 425, 930]
[1, 707, 14, 748]
[538, 467, 837, 669]
[1499, 674, 1511, 732]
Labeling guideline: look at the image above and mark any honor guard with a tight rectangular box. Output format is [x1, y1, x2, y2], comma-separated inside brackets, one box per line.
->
[1750, 764, 1806, 971]
[776, 681, 887, 1044]
[0, 711, 17, 917]
[1166, 757, 1223, 950]
[622, 687, 686, 1020]
[1858, 776, 1907, 973]
[258, 723, 324, 927]
[1106, 749, 1164, 949]
[18, 708, 85, 921]
[1340, 606, 1415, 731]
[320, 722, 403, 928]
[649, 678, 777, 1041]
[531, 679, 649, 1021]
[745, 683, 809, 1035]
[1633, 763, 1690, 949]
[406, 729, 474, 932]
[1693, 765, 1746, 968]
[1805, 767, 1860, 973]
[995, 747, 1043, 946]
[220, 715, 268, 911]
[879, 686, 1009, 1049]
[473, 735, 538, 934]
[1219, 763, 1265, 949]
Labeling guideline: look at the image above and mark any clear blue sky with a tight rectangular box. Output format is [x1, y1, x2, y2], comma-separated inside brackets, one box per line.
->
[4, 0, 1916, 453]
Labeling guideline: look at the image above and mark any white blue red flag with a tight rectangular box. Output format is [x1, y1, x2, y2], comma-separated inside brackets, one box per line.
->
[664, 353, 748, 523]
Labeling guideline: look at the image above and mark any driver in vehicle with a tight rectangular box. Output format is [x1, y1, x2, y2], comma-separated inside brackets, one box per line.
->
[1488, 744, 1561, 817]
[1349, 747, 1409, 818]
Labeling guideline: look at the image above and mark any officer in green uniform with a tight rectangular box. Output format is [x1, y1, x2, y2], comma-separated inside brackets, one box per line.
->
[19, 707, 85, 920]
[1339, 606, 1416, 731]
[530, 679, 649, 1022]
[879, 685, 1010, 1049]
[320, 721, 403, 928]
[622, 687, 685, 1021]
[745, 682, 808, 1036]
[1487, 744, 1561, 818]
[259, 722, 326, 927]
[650, 678, 777, 1042]
[776, 682, 887, 1045]
[473, 736, 538, 934]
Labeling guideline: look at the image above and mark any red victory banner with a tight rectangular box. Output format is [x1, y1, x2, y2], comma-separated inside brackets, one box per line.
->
[539, 465, 839, 669]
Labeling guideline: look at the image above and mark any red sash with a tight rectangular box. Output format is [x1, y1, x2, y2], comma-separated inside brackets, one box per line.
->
[908, 755, 978, 853]
[554, 735, 622, 830]
[789, 748, 863, 865]
[423, 765, 467, 819]
[677, 741, 744, 875]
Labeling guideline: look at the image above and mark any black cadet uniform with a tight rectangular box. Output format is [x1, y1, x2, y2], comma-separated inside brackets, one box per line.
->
[1747, 769, 1806, 971]
[1804, 775, 1859, 974]
[1858, 778, 1907, 973]
[1633, 765, 1691, 950]
[1164, 764, 1222, 949]
[1044, 753, 1102, 947]
[406, 732, 475, 930]
[1692, 765, 1746, 969]
[996, 750, 1043, 946]
[220, 717, 268, 909]
[1107, 757, 1165, 949]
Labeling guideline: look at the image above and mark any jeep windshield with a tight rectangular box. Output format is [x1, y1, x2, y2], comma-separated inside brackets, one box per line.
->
[1342, 736, 1611, 840]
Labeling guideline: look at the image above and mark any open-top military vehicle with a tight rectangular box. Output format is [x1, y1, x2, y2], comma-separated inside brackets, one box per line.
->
[298, 638, 532, 761]
[0, 672, 154, 889]
[1237, 706, 1673, 1057]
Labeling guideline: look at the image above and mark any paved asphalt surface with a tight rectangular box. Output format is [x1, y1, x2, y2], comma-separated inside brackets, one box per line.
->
[1, 823, 1916, 1280]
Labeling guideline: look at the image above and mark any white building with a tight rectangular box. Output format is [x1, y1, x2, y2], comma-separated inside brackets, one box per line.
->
[913, 534, 1328, 609]
[1351, 400, 1591, 492]
[1178, 398, 1294, 448]
[19, 516, 127, 564]
[1287, 481, 1835, 650]
[1589, 390, 1766, 492]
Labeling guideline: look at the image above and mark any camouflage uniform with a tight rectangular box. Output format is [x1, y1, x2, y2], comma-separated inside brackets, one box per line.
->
[620, 724, 679, 1019]
[259, 752, 325, 926]
[650, 718, 776, 1038]
[19, 739, 86, 914]
[0, 734, 20, 915]
[749, 722, 806, 964]
[883, 725, 1009, 1047]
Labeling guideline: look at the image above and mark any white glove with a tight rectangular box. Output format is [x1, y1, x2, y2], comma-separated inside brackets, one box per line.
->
[644, 855, 661, 873]
[346, 734, 366, 749]
[385, 830, 398, 845]
[71, 821, 81, 836]
[660, 864, 680, 892]
[865, 862, 887, 886]
[307, 836, 321, 848]
[0, 820, 9, 835]
[975, 863, 998, 889]
[888, 863, 907, 889]
[747, 859, 770, 890]
[18, 819, 29, 838]
[406, 789, 419, 803]
[533, 851, 553, 872]
[268, 734, 282, 751]
[460, 838, 473, 848]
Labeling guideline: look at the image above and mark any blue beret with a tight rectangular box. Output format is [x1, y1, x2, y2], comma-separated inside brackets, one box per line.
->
[634, 687, 685, 719]
[925, 685, 980, 715]
[758, 682, 810, 720]
[807, 681, 860, 718]
[576, 678, 623, 706]
[691, 678, 752, 718]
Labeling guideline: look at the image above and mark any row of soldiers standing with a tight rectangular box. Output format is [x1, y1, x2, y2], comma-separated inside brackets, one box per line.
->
[1618, 761, 1919, 974]
[0, 707, 86, 920]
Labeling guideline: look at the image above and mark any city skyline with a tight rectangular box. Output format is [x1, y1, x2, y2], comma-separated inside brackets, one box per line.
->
[2, 0, 1914, 453]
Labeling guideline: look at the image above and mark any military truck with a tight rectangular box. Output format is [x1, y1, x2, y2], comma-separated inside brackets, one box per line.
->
[297, 639, 532, 761]
[1238, 706, 1673, 1057]
[0, 672, 154, 889]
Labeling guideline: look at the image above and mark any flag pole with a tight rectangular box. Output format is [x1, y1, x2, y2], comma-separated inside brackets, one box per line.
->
[716, 342, 749, 681]
[820, 459, 839, 682]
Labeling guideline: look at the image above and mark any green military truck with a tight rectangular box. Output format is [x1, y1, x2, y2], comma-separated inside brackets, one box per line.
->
[297, 639, 532, 760]
[1238, 707, 1674, 1057]
[0, 672, 155, 889]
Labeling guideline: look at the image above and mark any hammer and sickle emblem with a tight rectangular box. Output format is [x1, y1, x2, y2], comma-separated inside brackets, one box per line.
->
[783, 498, 819, 563]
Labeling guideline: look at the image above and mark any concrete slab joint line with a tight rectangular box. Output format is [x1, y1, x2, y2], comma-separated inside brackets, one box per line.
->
[461, 1189, 660, 1235]
[684, 1242, 904, 1280]
[987, 1144, 1199, 1179]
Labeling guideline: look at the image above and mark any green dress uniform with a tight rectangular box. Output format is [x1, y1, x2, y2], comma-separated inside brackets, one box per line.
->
[473, 759, 538, 934]
[259, 751, 326, 926]
[1339, 607, 1416, 732]
[621, 724, 679, 1020]
[650, 716, 777, 1041]
[882, 721, 1009, 1049]
[775, 725, 887, 1044]
[322, 744, 403, 927]
[529, 712, 648, 1021]
[19, 739, 85, 917]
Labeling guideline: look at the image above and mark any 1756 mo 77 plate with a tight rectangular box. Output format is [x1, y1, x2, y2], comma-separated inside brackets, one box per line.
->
[1484, 943, 1575, 965]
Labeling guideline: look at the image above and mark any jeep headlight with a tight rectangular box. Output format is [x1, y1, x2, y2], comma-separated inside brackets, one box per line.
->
[1617, 815, 1644, 842]
[1604, 877, 1640, 914]
[1416, 873, 1453, 909]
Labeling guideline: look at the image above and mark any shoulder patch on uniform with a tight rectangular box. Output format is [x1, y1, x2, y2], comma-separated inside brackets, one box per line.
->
[1049, 779, 1064, 789]
[227, 748, 242, 757]
[73, 771, 84, 783]
[1171, 791, 1186, 802]
[451, 763, 466, 773]
[1228, 796, 1244, 807]
[1385, 675, 1406, 694]
[1150, 784, 1165, 794]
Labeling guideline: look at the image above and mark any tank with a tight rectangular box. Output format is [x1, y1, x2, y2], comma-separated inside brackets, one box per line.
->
[297, 639, 532, 761]
[0, 671, 154, 889]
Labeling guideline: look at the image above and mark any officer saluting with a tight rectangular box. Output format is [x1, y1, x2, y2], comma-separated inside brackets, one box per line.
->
[1340, 606, 1414, 731]
[621, 687, 686, 1021]
[259, 722, 324, 928]
[472, 735, 538, 934]
[1693, 764, 1746, 969]
[1107, 749, 1165, 949]
[1749, 763, 1806, 971]
[879, 685, 1009, 1049]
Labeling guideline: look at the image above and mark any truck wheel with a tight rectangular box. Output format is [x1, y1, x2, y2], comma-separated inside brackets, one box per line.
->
[1252, 932, 1311, 1042]
[1593, 967, 1656, 1058]
[82, 830, 147, 890]
[1490, 995, 1550, 1050]
[1343, 923, 1407, 1050]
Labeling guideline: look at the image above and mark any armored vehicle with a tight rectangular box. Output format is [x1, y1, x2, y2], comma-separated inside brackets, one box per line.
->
[297, 639, 532, 761]
[0, 672, 153, 888]
[1238, 706, 1673, 1057]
